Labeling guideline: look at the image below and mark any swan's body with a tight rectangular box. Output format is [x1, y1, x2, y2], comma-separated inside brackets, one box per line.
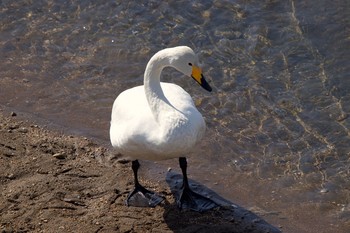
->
[110, 83, 205, 161]
[109, 46, 214, 210]
[110, 46, 211, 161]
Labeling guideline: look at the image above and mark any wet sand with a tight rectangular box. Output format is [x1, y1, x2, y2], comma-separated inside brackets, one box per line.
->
[0, 110, 281, 233]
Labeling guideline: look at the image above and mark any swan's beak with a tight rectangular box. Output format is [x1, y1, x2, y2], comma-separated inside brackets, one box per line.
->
[191, 65, 212, 92]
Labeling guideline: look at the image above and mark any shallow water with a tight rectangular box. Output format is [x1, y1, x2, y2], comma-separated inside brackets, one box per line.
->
[1, 0, 350, 232]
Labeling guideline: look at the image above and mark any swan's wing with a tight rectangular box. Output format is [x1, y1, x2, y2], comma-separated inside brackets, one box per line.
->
[110, 86, 157, 151]
[161, 82, 206, 141]
[111, 86, 152, 124]
[160, 82, 198, 114]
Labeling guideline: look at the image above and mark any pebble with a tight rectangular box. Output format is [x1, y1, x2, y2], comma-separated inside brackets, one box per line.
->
[337, 114, 348, 122]
[53, 152, 67, 159]
[18, 127, 28, 133]
[320, 188, 329, 193]
[7, 173, 15, 179]
[9, 124, 19, 130]
[11, 112, 17, 117]
[4, 152, 16, 157]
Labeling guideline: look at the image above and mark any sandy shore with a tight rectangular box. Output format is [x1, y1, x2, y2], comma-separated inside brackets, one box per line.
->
[0, 110, 281, 233]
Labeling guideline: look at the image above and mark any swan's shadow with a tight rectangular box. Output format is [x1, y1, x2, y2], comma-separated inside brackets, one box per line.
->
[163, 171, 281, 233]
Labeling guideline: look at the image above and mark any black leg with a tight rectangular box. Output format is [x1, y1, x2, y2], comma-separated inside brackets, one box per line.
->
[126, 160, 164, 207]
[132, 160, 144, 191]
[179, 157, 190, 189]
[177, 157, 219, 212]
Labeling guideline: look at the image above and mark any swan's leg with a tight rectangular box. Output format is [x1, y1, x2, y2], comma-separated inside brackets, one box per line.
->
[179, 157, 190, 190]
[126, 160, 164, 207]
[177, 157, 219, 212]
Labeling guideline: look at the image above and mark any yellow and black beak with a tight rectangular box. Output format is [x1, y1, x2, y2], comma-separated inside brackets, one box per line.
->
[191, 65, 212, 92]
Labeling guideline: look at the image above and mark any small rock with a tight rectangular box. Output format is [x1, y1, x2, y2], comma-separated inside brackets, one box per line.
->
[53, 152, 67, 159]
[11, 112, 17, 117]
[320, 188, 329, 193]
[9, 124, 19, 130]
[18, 127, 28, 133]
[337, 114, 348, 122]
[117, 158, 129, 164]
[7, 173, 15, 179]
[4, 151, 17, 157]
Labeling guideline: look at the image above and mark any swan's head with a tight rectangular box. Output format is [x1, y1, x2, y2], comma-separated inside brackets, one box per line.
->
[167, 46, 212, 92]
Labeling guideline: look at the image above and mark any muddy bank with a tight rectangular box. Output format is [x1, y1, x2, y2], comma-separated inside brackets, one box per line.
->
[0, 110, 280, 233]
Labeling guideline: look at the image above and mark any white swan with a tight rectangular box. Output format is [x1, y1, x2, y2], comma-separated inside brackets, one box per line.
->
[110, 46, 215, 211]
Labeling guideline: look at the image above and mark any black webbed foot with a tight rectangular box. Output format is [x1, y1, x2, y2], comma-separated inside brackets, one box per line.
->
[126, 184, 164, 207]
[176, 157, 219, 212]
[126, 160, 164, 207]
[177, 185, 219, 212]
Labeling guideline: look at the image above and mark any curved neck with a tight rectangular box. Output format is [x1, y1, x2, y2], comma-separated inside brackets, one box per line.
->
[144, 52, 176, 124]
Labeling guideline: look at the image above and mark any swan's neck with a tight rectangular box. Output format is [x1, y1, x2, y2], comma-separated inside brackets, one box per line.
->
[144, 53, 178, 124]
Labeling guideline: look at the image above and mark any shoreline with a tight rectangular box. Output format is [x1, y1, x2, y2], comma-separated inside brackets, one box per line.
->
[0, 110, 281, 232]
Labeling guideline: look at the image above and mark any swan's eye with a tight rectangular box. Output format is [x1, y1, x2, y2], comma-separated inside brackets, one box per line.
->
[188, 63, 192, 66]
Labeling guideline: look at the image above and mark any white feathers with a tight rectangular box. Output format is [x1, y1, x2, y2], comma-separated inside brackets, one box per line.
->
[110, 46, 206, 161]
